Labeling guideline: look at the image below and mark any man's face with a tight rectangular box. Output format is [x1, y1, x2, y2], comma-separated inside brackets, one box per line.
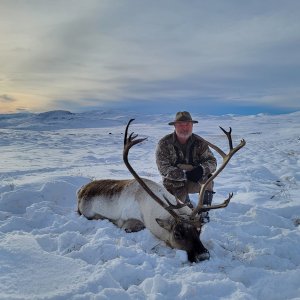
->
[174, 121, 193, 140]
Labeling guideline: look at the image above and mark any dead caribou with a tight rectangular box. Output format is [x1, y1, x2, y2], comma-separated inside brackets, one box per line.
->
[77, 119, 246, 262]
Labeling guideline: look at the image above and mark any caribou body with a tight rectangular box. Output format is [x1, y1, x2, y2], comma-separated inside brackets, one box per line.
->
[77, 178, 208, 262]
[77, 119, 246, 263]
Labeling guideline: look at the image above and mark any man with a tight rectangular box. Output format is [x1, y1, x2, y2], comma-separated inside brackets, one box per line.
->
[155, 111, 217, 222]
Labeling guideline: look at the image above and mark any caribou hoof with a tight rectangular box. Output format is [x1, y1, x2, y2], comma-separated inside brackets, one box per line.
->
[122, 219, 145, 233]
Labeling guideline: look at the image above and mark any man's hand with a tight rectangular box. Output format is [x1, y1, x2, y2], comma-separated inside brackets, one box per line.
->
[186, 165, 204, 182]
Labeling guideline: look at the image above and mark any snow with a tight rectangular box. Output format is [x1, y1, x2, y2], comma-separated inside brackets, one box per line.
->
[0, 110, 299, 300]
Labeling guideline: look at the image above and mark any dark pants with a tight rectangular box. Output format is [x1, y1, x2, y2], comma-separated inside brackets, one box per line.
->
[163, 176, 214, 204]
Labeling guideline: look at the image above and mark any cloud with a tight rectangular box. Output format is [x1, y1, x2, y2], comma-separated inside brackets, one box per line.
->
[0, 94, 16, 103]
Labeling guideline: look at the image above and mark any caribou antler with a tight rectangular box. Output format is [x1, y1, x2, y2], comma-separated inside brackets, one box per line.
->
[190, 127, 246, 218]
[123, 119, 183, 220]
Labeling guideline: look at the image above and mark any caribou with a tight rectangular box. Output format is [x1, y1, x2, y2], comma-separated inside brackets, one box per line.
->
[77, 119, 246, 262]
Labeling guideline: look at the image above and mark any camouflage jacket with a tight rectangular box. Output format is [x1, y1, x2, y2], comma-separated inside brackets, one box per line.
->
[155, 132, 217, 184]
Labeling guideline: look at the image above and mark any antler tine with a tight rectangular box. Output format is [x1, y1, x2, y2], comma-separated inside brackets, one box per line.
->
[123, 119, 182, 221]
[129, 132, 138, 140]
[124, 118, 135, 146]
[127, 132, 147, 148]
[197, 192, 233, 213]
[124, 119, 147, 148]
[190, 128, 246, 218]
[220, 126, 233, 149]
[164, 196, 188, 210]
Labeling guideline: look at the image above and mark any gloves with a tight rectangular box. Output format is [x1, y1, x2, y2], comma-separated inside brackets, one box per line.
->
[186, 165, 204, 182]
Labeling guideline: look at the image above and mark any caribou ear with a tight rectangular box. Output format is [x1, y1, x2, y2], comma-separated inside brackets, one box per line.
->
[156, 218, 173, 231]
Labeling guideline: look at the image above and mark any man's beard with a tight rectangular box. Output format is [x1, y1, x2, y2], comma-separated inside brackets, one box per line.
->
[177, 131, 192, 139]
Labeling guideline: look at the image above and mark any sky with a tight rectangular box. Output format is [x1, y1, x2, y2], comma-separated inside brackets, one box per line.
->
[1, 111, 300, 299]
[1, 0, 300, 115]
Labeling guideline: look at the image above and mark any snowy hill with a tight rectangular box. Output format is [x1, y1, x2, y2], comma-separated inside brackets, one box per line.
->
[0, 110, 299, 299]
[0, 110, 170, 131]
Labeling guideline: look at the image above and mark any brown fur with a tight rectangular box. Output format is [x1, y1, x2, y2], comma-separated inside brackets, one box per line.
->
[77, 179, 135, 200]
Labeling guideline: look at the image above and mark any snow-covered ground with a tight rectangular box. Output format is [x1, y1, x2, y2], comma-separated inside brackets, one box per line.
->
[0, 110, 299, 300]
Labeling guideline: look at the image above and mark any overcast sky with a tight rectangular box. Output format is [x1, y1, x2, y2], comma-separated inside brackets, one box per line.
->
[1, 0, 300, 115]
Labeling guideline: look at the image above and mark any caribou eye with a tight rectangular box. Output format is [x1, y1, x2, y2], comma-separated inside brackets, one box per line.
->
[174, 230, 182, 240]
